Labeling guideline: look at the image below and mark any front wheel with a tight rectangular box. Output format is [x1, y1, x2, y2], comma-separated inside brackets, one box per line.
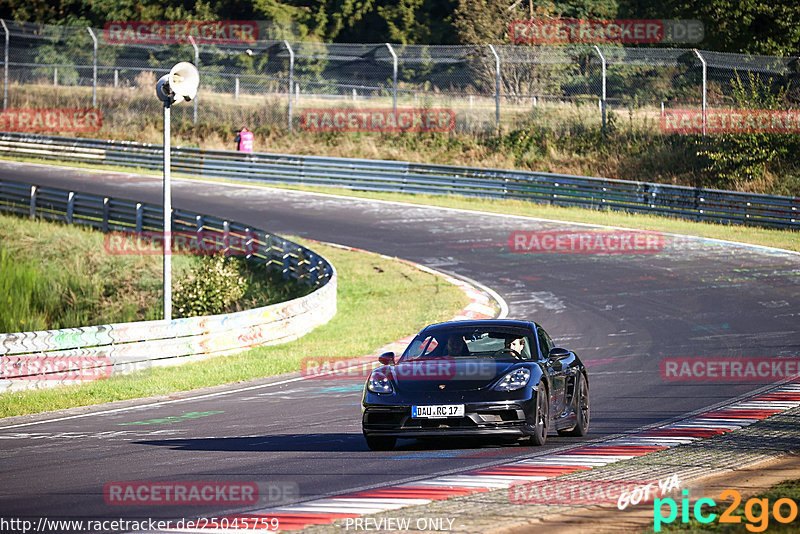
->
[364, 434, 396, 451]
[558, 373, 589, 437]
[528, 384, 549, 446]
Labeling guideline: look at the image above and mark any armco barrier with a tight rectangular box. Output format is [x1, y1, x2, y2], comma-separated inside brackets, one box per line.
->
[0, 180, 336, 392]
[0, 132, 797, 229]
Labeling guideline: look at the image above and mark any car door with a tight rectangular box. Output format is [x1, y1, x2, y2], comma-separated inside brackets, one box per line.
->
[538, 326, 568, 417]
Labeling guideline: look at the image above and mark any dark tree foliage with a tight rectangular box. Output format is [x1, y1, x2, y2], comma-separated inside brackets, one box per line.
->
[0, 0, 798, 52]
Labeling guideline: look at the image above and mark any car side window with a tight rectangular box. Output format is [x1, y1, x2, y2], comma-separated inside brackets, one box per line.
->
[536, 327, 553, 359]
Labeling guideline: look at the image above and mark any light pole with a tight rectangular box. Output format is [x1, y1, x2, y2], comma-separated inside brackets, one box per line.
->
[155, 62, 199, 321]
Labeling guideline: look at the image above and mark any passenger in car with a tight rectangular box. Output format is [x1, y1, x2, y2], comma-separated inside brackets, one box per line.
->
[445, 335, 469, 356]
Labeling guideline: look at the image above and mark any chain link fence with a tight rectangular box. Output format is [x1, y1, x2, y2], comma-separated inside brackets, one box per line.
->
[1, 19, 799, 137]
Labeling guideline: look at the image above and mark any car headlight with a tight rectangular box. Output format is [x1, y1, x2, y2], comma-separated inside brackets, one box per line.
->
[367, 369, 394, 394]
[493, 368, 531, 391]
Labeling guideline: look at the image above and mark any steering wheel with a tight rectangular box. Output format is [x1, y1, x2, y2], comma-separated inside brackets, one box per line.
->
[493, 348, 522, 360]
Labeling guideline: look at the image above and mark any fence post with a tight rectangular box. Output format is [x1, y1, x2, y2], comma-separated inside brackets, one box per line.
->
[593, 45, 607, 131]
[135, 202, 143, 232]
[87, 28, 97, 107]
[29, 185, 37, 219]
[102, 197, 110, 232]
[487, 44, 501, 132]
[235, 76, 239, 99]
[283, 40, 294, 132]
[693, 49, 707, 135]
[385, 43, 398, 117]
[189, 36, 199, 125]
[66, 192, 75, 223]
[1, 19, 8, 110]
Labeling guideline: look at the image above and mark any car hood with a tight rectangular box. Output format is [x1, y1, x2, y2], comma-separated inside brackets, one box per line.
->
[388, 358, 520, 393]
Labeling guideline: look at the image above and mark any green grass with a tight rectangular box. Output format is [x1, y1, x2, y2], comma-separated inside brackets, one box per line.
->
[648, 477, 800, 532]
[0, 213, 197, 331]
[0, 213, 309, 332]
[0, 238, 470, 417]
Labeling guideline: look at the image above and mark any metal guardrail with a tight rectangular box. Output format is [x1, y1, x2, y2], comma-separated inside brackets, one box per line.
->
[0, 179, 337, 392]
[0, 132, 797, 229]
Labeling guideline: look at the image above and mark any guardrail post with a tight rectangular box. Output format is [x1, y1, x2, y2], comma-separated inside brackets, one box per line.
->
[66, 191, 74, 223]
[87, 28, 98, 108]
[196, 214, 204, 234]
[1, 19, 8, 110]
[283, 40, 294, 132]
[243, 227, 253, 257]
[135, 202, 143, 231]
[487, 44, 501, 132]
[189, 36, 199, 125]
[222, 220, 230, 255]
[593, 45, 607, 131]
[693, 49, 707, 135]
[29, 185, 37, 219]
[385, 43, 398, 117]
[102, 197, 110, 232]
[281, 238, 291, 279]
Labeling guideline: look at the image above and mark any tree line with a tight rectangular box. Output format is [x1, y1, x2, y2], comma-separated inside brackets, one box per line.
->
[1, 0, 798, 54]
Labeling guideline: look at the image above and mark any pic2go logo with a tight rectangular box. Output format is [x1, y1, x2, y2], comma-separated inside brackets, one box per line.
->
[654, 489, 799, 532]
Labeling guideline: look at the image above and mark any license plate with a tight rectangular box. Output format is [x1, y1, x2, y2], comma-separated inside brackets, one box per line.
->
[412, 404, 465, 419]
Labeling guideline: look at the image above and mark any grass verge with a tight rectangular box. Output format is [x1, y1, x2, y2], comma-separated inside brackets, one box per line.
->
[0, 213, 309, 332]
[0, 238, 470, 417]
[0, 155, 796, 253]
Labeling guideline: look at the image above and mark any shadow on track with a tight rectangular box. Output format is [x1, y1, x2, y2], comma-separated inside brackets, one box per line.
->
[135, 433, 591, 453]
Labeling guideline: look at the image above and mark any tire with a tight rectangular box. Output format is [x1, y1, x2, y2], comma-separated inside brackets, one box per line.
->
[364, 434, 397, 451]
[529, 383, 549, 446]
[558, 373, 590, 437]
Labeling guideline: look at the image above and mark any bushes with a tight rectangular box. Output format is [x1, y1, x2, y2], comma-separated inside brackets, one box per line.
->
[173, 256, 248, 318]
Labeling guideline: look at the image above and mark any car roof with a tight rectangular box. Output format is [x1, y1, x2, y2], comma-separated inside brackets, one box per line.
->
[419, 319, 539, 333]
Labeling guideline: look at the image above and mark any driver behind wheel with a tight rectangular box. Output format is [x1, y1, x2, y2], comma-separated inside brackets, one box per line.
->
[505, 337, 529, 359]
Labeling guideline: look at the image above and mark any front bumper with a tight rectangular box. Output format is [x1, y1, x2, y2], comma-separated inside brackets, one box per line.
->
[362, 400, 537, 438]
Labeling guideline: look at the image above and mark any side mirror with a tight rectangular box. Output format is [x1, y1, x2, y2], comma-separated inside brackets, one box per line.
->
[378, 351, 395, 365]
[548, 347, 572, 361]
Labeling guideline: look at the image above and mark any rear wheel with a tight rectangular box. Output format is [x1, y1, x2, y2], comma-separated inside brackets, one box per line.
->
[529, 384, 549, 446]
[559, 373, 589, 437]
[364, 435, 397, 451]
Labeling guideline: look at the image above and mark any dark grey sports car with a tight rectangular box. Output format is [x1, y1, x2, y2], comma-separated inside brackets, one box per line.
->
[361, 319, 589, 450]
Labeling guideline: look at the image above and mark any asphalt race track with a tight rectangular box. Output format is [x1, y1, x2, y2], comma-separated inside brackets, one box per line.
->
[1, 160, 798, 528]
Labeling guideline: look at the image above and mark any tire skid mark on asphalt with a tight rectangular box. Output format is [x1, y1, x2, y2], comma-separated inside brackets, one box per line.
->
[158, 382, 800, 532]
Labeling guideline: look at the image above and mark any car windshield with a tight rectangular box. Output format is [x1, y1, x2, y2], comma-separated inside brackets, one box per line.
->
[400, 326, 534, 361]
